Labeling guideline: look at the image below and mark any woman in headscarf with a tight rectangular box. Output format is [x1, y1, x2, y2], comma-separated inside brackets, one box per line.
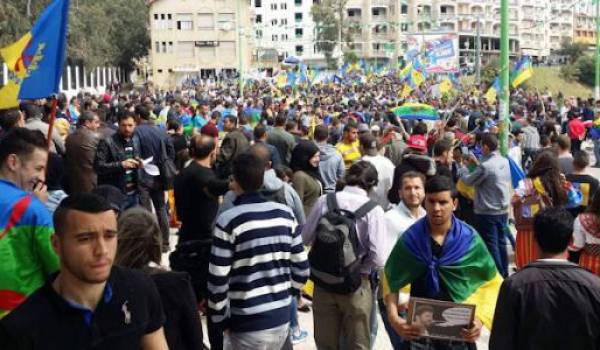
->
[115, 207, 203, 350]
[571, 191, 600, 276]
[513, 150, 571, 269]
[290, 140, 323, 220]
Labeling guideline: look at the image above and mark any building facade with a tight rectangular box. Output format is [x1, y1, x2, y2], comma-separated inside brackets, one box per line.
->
[250, 0, 581, 69]
[147, 0, 254, 89]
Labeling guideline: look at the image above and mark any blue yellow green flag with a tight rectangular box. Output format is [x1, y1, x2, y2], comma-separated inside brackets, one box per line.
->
[510, 56, 533, 88]
[0, 0, 70, 109]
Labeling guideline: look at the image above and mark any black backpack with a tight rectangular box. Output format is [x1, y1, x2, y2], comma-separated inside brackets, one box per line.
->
[308, 193, 377, 294]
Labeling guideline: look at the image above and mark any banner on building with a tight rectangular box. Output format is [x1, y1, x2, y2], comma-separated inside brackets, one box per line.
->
[404, 33, 459, 74]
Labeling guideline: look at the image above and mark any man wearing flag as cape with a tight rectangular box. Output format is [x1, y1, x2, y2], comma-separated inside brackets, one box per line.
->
[383, 176, 502, 350]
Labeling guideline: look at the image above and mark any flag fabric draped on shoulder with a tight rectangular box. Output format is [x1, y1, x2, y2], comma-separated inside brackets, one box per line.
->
[384, 216, 502, 329]
[0, 0, 70, 109]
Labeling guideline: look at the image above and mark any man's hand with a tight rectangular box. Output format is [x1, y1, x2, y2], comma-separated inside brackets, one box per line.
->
[461, 318, 483, 343]
[32, 181, 48, 203]
[121, 159, 140, 169]
[467, 154, 479, 166]
[389, 314, 423, 341]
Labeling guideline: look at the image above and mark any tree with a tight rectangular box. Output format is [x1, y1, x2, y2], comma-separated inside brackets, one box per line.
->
[0, 0, 149, 74]
[556, 38, 587, 65]
[575, 55, 594, 86]
[481, 57, 500, 87]
[311, 0, 348, 69]
[343, 51, 358, 65]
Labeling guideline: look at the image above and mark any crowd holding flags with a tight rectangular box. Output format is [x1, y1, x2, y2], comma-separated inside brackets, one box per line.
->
[485, 56, 534, 104]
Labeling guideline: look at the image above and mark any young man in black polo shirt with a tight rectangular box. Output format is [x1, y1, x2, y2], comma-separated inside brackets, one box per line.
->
[0, 193, 168, 350]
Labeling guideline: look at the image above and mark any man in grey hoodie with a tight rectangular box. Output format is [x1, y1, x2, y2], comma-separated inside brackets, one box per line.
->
[219, 144, 306, 224]
[461, 133, 511, 277]
[314, 125, 345, 193]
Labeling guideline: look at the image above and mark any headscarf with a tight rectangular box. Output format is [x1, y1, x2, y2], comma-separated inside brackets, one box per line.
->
[290, 140, 323, 185]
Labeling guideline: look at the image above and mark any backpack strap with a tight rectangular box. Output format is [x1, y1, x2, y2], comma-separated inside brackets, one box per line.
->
[354, 200, 378, 219]
[326, 192, 338, 212]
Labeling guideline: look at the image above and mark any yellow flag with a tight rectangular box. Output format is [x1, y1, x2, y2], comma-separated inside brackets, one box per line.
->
[0, 81, 21, 109]
[439, 79, 452, 94]
[484, 87, 497, 105]
[400, 84, 412, 98]
[411, 69, 425, 87]
[0, 33, 33, 78]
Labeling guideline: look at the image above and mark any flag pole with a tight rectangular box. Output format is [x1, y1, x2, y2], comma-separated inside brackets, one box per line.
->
[499, 0, 510, 156]
[46, 96, 58, 150]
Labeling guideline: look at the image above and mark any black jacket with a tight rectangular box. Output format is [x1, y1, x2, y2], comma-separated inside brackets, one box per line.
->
[490, 260, 600, 350]
[94, 132, 142, 194]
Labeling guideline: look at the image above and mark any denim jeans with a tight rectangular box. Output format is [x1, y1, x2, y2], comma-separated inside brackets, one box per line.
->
[378, 298, 404, 350]
[139, 186, 170, 249]
[474, 213, 509, 277]
[290, 297, 299, 330]
[594, 140, 600, 166]
[224, 323, 289, 350]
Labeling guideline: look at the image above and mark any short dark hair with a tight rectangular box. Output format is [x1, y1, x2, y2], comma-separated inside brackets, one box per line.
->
[413, 122, 428, 135]
[77, 111, 97, 127]
[425, 176, 457, 199]
[314, 125, 329, 142]
[433, 138, 453, 157]
[400, 171, 426, 188]
[167, 119, 181, 131]
[117, 112, 136, 124]
[573, 151, 589, 169]
[249, 143, 271, 166]
[135, 105, 150, 120]
[233, 152, 265, 192]
[533, 207, 574, 254]
[53, 193, 114, 236]
[480, 133, 499, 152]
[0, 109, 23, 130]
[253, 124, 267, 140]
[344, 161, 378, 191]
[21, 104, 42, 120]
[189, 134, 216, 159]
[275, 114, 287, 126]
[344, 120, 358, 133]
[0, 128, 47, 165]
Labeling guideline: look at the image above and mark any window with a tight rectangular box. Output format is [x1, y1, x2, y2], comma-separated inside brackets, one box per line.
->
[281, 3, 287, 10]
[271, 3, 277, 10]
[348, 9, 361, 17]
[256, 29, 263, 39]
[256, 14, 262, 23]
[255, 0, 262, 7]
[155, 41, 160, 53]
[401, 4, 408, 14]
[161, 42, 167, 53]
[295, 28, 303, 38]
[295, 45, 304, 55]
[197, 46, 216, 58]
[400, 23, 409, 32]
[153, 13, 159, 29]
[177, 13, 194, 30]
[167, 14, 173, 29]
[178, 41, 195, 58]
[295, 0, 302, 5]
[272, 19, 278, 25]
[272, 34, 278, 41]
[218, 13, 235, 23]
[372, 8, 383, 16]
[198, 13, 214, 29]
[295, 13, 302, 22]
[281, 18, 288, 25]
[160, 14, 166, 29]
[168, 42, 174, 53]
[157, 69, 163, 73]
[220, 41, 236, 57]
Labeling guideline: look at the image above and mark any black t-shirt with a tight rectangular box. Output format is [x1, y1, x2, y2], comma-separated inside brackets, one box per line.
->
[0, 266, 165, 350]
[566, 173, 600, 217]
[173, 162, 230, 242]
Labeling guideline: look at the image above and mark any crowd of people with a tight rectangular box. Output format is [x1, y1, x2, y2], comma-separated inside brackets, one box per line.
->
[0, 75, 600, 350]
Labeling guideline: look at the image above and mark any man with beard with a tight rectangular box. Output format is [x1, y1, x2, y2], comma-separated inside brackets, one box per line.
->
[0, 193, 168, 349]
[0, 129, 59, 317]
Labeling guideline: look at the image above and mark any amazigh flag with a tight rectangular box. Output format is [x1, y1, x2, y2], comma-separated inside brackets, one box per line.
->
[485, 77, 500, 104]
[384, 217, 502, 329]
[510, 56, 533, 88]
[0, 0, 70, 108]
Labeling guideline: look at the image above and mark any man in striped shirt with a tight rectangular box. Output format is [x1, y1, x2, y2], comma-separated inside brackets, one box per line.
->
[208, 152, 309, 350]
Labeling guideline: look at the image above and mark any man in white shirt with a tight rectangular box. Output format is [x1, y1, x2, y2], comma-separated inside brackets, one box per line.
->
[384, 171, 427, 244]
[379, 171, 426, 349]
[360, 133, 395, 211]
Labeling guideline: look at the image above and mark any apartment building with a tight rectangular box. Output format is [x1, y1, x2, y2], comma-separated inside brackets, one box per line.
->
[573, 1, 596, 49]
[147, 0, 254, 88]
